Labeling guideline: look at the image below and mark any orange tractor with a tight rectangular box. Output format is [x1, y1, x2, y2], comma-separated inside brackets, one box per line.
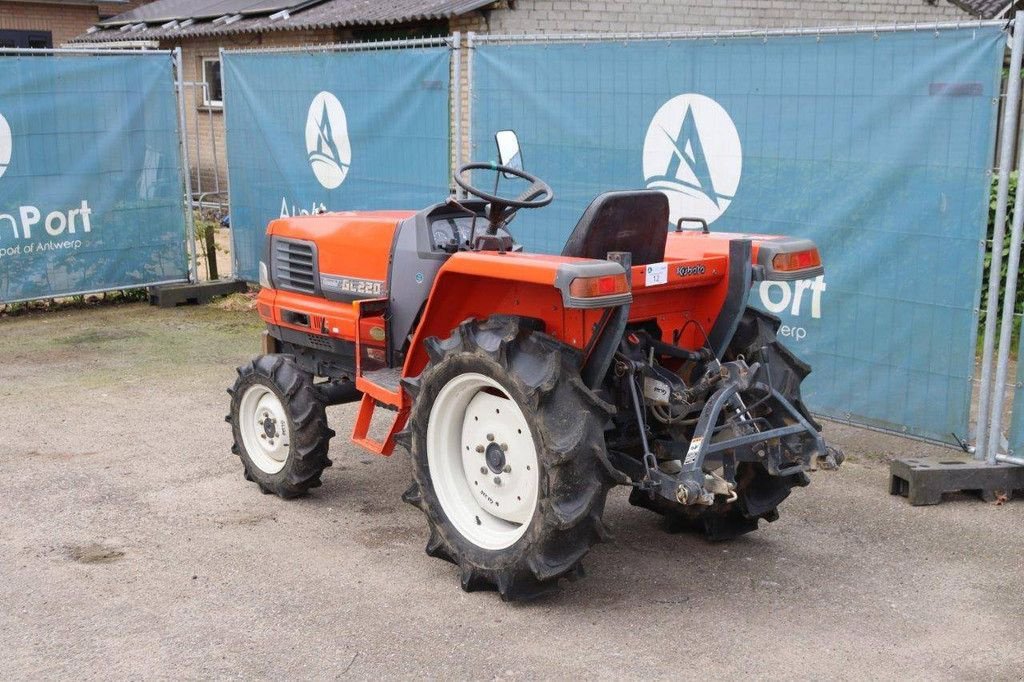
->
[228, 132, 841, 600]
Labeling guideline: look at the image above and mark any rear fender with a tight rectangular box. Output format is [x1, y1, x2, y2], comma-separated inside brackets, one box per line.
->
[402, 252, 628, 379]
[663, 231, 824, 356]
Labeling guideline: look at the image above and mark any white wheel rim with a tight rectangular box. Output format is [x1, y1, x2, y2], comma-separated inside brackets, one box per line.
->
[238, 384, 290, 475]
[426, 372, 540, 551]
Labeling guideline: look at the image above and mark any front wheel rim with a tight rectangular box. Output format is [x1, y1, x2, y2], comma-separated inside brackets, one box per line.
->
[426, 372, 540, 551]
[238, 384, 290, 474]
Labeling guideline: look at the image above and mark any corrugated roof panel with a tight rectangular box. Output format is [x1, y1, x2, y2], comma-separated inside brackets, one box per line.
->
[98, 0, 322, 26]
[237, 0, 322, 15]
[84, 0, 496, 38]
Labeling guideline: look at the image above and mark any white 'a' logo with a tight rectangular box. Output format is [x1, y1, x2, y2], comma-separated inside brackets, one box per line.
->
[643, 94, 741, 226]
[0, 112, 11, 180]
[305, 91, 351, 190]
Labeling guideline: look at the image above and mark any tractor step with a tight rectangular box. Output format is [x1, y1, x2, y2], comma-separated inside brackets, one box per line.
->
[351, 393, 408, 456]
[362, 367, 402, 393]
[889, 454, 1024, 505]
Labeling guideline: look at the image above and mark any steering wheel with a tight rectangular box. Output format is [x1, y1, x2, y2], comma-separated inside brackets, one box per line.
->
[453, 163, 554, 237]
[454, 162, 554, 209]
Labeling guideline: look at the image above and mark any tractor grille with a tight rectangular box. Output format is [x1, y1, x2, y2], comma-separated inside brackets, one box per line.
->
[271, 238, 318, 295]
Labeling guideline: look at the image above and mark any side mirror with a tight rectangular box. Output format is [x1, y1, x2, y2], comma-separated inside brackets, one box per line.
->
[495, 129, 523, 178]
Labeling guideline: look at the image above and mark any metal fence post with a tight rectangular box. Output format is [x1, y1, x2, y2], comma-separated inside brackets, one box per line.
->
[991, 159, 1024, 463]
[975, 12, 1024, 461]
[174, 47, 199, 283]
[451, 32, 462, 194]
[466, 30, 475, 187]
[988, 62, 1024, 463]
[219, 46, 238, 278]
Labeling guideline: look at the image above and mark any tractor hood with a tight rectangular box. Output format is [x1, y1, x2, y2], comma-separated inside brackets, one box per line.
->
[264, 210, 415, 300]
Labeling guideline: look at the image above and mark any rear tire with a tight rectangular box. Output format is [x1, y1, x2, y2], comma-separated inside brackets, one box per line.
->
[400, 316, 613, 601]
[228, 354, 334, 498]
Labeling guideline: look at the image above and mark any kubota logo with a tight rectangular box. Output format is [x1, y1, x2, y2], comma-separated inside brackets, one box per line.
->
[0, 112, 11, 180]
[305, 91, 351, 190]
[643, 94, 742, 226]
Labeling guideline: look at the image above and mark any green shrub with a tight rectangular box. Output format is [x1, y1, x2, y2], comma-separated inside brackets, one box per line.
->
[980, 171, 1023, 349]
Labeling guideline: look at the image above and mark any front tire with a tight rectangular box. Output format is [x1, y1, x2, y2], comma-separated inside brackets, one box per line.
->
[228, 354, 334, 498]
[400, 316, 613, 601]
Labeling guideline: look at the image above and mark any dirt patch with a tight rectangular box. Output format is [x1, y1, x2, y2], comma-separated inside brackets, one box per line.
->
[67, 543, 125, 564]
[212, 292, 257, 312]
[355, 524, 422, 549]
[214, 511, 277, 527]
[59, 329, 142, 346]
[357, 499, 395, 516]
[25, 450, 98, 462]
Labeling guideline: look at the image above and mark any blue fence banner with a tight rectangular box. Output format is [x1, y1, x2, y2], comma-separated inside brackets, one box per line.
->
[471, 28, 1005, 442]
[0, 53, 189, 303]
[223, 46, 452, 281]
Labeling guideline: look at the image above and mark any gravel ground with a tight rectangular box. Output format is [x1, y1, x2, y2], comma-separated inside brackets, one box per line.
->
[1, 302, 1022, 680]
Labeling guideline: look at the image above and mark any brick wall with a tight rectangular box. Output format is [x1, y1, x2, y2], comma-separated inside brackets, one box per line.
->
[0, 2, 100, 46]
[0, 2, 153, 47]
[451, 0, 968, 35]
[97, 1, 147, 21]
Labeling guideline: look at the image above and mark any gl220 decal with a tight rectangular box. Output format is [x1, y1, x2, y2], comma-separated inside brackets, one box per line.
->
[320, 274, 384, 298]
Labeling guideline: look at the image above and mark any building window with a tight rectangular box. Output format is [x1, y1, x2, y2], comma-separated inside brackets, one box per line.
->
[201, 58, 223, 108]
[0, 30, 53, 49]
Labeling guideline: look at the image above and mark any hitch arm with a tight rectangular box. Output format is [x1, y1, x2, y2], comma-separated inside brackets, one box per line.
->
[681, 381, 825, 479]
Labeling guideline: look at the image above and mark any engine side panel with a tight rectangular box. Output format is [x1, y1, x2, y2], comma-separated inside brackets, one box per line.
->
[267, 210, 413, 299]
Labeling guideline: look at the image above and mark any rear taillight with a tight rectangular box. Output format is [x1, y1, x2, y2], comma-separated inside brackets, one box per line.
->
[569, 274, 629, 298]
[771, 248, 821, 272]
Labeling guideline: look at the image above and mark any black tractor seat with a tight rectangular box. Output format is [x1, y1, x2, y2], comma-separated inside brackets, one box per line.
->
[561, 190, 670, 265]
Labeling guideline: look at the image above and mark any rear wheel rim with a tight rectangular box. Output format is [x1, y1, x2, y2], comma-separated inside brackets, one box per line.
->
[427, 372, 539, 551]
[239, 384, 290, 475]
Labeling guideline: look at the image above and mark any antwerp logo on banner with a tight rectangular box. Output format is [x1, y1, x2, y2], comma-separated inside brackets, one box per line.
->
[0, 110, 93, 247]
[305, 91, 351, 190]
[0, 112, 11, 180]
[642, 94, 742, 226]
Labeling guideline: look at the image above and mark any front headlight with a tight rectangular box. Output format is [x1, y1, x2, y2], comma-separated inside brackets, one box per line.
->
[258, 261, 270, 288]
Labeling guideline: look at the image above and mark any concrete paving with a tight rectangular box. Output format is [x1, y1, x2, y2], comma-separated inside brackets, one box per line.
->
[1, 303, 1021, 680]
